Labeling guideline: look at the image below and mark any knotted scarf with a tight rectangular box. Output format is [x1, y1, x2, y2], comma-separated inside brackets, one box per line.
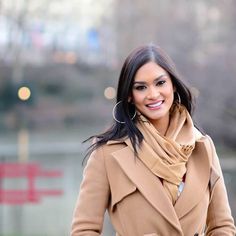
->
[126, 104, 195, 204]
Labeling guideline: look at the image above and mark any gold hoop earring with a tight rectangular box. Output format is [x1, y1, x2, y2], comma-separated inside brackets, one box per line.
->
[112, 101, 136, 124]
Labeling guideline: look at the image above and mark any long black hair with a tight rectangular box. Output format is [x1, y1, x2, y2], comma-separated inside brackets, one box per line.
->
[84, 44, 194, 158]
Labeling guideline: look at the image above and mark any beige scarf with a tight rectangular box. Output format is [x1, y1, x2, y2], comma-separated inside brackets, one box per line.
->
[126, 104, 195, 204]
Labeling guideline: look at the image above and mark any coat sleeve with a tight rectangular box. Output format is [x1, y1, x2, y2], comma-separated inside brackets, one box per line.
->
[71, 146, 110, 236]
[206, 136, 236, 236]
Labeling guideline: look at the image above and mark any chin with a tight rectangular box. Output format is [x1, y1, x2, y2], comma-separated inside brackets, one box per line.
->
[146, 110, 169, 121]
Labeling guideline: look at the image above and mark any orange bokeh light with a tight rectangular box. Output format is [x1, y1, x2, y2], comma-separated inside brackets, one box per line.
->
[18, 87, 31, 101]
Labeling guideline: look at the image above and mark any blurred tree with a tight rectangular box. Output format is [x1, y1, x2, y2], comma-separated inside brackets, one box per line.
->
[113, 0, 236, 149]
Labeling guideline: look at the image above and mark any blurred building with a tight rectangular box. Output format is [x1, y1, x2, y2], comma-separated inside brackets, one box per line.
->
[0, 0, 116, 66]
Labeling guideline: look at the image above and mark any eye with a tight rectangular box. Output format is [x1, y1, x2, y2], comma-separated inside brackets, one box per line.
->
[134, 85, 146, 91]
[156, 80, 166, 86]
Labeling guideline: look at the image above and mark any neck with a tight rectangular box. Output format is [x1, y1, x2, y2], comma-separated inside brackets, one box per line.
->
[150, 113, 170, 136]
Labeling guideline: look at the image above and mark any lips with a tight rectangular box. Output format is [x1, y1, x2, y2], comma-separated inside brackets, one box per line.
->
[146, 100, 164, 108]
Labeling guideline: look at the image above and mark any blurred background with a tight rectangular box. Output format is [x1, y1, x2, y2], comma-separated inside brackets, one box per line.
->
[0, 0, 235, 235]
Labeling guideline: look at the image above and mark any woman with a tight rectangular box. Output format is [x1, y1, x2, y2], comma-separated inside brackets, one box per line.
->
[71, 44, 235, 236]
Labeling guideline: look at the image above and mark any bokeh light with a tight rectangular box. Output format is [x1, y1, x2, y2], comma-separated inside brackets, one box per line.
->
[18, 86, 31, 101]
[104, 87, 116, 100]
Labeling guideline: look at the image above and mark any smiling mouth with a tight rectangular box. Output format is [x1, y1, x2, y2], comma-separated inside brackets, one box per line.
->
[146, 100, 164, 108]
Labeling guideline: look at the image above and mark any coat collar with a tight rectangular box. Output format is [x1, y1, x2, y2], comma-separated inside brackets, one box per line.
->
[111, 141, 182, 233]
[110, 136, 211, 232]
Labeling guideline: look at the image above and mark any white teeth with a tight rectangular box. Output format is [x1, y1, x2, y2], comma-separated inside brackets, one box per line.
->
[147, 101, 163, 108]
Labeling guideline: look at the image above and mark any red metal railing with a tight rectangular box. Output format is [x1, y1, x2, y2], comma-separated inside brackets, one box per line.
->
[0, 162, 63, 205]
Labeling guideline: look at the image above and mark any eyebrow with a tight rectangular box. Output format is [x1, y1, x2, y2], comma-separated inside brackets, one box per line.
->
[133, 74, 168, 85]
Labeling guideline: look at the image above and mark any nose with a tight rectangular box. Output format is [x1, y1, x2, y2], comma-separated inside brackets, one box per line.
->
[146, 86, 159, 99]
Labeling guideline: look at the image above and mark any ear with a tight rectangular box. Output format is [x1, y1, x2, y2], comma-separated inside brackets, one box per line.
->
[128, 96, 132, 103]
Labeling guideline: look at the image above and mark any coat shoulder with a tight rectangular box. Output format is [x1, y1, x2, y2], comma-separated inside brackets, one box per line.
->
[87, 140, 127, 165]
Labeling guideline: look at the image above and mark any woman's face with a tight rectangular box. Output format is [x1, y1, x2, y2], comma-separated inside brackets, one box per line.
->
[131, 61, 175, 126]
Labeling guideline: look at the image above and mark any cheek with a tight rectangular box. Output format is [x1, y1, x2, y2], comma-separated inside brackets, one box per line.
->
[165, 85, 174, 98]
[132, 91, 144, 104]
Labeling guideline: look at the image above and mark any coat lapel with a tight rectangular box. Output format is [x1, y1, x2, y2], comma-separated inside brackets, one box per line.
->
[174, 136, 211, 219]
[109, 136, 211, 230]
[111, 143, 182, 233]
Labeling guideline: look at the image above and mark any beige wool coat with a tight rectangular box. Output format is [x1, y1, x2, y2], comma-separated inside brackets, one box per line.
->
[71, 134, 236, 236]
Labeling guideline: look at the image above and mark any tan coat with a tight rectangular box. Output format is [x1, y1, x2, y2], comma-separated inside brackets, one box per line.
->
[71, 135, 236, 236]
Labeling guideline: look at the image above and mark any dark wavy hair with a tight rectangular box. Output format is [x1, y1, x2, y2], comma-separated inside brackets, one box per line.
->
[84, 44, 194, 158]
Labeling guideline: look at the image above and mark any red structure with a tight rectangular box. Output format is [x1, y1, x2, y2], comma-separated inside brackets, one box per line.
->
[0, 162, 63, 205]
